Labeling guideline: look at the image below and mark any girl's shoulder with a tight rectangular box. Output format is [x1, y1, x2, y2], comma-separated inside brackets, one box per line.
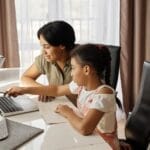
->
[96, 85, 115, 95]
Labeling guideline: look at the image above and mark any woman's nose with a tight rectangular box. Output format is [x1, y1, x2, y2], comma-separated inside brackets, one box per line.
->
[43, 49, 47, 55]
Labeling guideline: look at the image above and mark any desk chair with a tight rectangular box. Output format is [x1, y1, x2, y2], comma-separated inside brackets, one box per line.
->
[81, 44, 120, 89]
[97, 44, 122, 109]
[105, 45, 120, 89]
[120, 61, 150, 150]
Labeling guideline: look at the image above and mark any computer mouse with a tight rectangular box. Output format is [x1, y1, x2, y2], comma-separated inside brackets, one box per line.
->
[0, 115, 8, 140]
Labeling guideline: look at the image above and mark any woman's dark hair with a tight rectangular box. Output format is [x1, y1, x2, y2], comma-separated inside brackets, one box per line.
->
[37, 20, 75, 51]
[70, 44, 122, 109]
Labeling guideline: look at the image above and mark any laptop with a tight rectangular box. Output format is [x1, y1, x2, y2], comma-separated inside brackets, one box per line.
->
[0, 94, 38, 117]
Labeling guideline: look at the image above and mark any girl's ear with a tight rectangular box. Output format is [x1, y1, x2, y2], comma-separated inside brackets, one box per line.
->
[83, 65, 90, 75]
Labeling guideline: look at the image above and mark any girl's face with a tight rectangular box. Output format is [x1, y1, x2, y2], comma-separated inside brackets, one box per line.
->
[39, 35, 64, 62]
[71, 57, 87, 86]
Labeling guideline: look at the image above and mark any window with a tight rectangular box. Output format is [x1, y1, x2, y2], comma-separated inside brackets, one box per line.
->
[15, 0, 120, 68]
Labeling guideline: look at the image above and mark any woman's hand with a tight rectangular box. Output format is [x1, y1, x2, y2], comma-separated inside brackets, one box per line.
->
[38, 95, 55, 102]
[55, 104, 73, 118]
[5, 86, 25, 97]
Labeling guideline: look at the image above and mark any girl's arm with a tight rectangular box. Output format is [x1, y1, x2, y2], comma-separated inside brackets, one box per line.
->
[5, 84, 71, 97]
[56, 105, 104, 135]
[56, 87, 113, 135]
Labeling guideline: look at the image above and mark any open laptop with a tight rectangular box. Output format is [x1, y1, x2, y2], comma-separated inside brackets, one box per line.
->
[0, 94, 38, 117]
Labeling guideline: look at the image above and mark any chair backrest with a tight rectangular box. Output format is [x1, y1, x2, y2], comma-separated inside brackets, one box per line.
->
[106, 45, 120, 89]
[97, 44, 120, 89]
[125, 61, 150, 149]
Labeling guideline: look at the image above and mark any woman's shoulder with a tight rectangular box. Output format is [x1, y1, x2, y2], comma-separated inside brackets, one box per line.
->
[34, 54, 54, 73]
[35, 54, 52, 65]
[35, 54, 44, 64]
[35, 54, 43, 60]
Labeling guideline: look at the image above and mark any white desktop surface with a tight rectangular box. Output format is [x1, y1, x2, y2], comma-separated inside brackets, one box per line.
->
[0, 68, 111, 150]
[8, 112, 111, 150]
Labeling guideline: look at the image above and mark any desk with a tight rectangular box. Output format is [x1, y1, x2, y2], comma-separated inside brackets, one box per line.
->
[8, 112, 111, 150]
[0, 68, 111, 150]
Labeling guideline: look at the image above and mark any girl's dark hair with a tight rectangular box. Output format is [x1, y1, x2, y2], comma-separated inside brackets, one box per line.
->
[37, 20, 75, 51]
[71, 44, 111, 84]
[71, 44, 122, 109]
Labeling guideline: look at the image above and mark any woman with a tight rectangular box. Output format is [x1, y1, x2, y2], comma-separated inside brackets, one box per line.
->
[21, 20, 76, 102]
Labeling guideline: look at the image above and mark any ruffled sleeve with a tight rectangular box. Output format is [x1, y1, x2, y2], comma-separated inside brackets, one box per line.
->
[90, 94, 116, 112]
[69, 81, 82, 94]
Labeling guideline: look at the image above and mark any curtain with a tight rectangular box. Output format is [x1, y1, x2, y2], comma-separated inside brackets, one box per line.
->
[120, 0, 150, 115]
[0, 0, 20, 67]
[15, 0, 120, 68]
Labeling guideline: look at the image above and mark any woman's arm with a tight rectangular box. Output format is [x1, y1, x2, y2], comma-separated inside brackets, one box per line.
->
[55, 105, 104, 135]
[6, 84, 71, 97]
[21, 63, 43, 87]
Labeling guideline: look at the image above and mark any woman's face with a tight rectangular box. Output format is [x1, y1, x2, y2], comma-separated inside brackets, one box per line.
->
[71, 57, 87, 86]
[39, 35, 63, 62]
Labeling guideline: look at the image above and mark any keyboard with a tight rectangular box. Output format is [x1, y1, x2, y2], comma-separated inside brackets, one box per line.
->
[0, 96, 23, 113]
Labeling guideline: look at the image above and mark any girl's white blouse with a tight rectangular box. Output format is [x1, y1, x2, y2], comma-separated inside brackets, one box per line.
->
[69, 81, 117, 133]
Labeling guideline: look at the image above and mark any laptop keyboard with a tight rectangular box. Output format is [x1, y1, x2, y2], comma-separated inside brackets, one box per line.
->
[0, 96, 23, 113]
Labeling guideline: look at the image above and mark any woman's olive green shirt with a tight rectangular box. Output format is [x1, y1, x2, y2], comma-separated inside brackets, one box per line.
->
[35, 55, 72, 85]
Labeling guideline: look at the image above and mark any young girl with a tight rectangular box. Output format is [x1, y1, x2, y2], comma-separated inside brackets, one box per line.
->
[6, 44, 120, 149]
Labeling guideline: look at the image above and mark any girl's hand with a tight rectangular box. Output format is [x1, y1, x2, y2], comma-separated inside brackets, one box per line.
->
[55, 104, 73, 118]
[5, 86, 25, 97]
